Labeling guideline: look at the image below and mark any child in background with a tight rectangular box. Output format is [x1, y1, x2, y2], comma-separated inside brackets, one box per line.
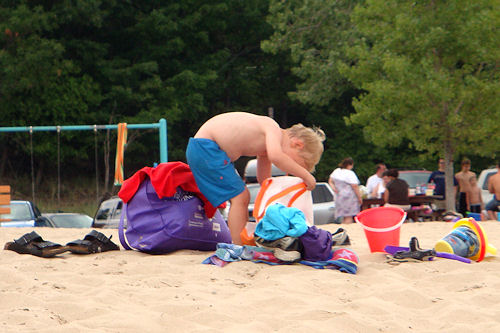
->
[186, 112, 325, 244]
[467, 175, 483, 214]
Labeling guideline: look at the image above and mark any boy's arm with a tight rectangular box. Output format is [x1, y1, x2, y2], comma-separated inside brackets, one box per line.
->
[264, 127, 316, 189]
[256, 155, 272, 184]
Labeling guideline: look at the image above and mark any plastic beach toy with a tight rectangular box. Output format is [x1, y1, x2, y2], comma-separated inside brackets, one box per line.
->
[435, 217, 497, 262]
[355, 206, 406, 252]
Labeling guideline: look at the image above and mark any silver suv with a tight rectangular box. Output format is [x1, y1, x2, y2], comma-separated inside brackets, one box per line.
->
[477, 168, 498, 213]
[92, 197, 125, 228]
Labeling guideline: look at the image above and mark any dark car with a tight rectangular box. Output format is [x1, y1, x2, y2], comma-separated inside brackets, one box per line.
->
[43, 213, 93, 228]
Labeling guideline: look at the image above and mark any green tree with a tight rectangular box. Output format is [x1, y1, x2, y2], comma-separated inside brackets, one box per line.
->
[261, 0, 431, 181]
[343, 0, 500, 210]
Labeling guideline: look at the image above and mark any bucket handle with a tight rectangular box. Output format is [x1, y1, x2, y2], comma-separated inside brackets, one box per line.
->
[355, 212, 407, 233]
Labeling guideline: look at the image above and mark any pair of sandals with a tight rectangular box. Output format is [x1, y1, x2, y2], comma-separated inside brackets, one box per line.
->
[4, 230, 119, 258]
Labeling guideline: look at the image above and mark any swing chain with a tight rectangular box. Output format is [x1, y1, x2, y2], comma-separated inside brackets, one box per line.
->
[29, 126, 35, 204]
[57, 126, 61, 211]
[94, 125, 99, 203]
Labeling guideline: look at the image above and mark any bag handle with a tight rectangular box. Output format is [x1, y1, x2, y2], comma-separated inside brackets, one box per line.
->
[252, 178, 307, 221]
[118, 203, 133, 250]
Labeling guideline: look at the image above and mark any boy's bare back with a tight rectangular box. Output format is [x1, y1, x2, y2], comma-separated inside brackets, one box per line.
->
[194, 112, 278, 161]
[194, 112, 316, 189]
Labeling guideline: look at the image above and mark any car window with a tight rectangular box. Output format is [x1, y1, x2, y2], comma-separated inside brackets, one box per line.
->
[95, 200, 116, 220]
[32, 204, 41, 217]
[399, 172, 431, 188]
[96, 207, 110, 220]
[312, 185, 333, 204]
[3, 203, 33, 221]
[112, 201, 123, 219]
[51, 215, 93, 228]
[483, 172, 495, 190]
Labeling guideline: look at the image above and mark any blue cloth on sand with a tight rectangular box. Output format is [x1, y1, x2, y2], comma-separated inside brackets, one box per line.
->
[186, 138, 245, 207]
[202, 243, 359, 274]
[254, 203, 308, 241]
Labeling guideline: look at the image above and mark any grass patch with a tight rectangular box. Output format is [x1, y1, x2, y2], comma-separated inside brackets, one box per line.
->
[3, 175, 119, 217]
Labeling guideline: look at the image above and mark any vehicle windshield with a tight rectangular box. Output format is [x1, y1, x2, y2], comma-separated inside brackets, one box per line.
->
[0, 203, 33, 221]
[50, 215, 93, 228]
[482, 172, 495, 190]
[399, 172, 431, 188]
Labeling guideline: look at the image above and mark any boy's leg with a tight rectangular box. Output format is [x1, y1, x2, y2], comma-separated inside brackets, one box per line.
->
[227, 188, 250, 245]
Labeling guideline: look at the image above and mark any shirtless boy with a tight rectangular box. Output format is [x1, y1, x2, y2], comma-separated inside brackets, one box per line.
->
[186, 112, 325, 244]
[455, 158, 476, 216]
[486, 161, 500, 220]
[467, 175, 483, 214]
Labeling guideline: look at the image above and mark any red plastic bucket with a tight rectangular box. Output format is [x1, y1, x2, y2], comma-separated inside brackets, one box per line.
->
[355, 207, 406, 253]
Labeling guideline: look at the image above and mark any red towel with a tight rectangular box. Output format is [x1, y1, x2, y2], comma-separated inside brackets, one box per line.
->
[118, 162, 218, 218]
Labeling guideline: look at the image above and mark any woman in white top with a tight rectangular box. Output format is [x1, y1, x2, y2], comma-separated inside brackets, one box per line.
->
[328, 157, 362, 224]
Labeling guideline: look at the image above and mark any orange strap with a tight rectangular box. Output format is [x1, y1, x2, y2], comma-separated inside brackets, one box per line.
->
[252, 178, 307, 221]
[114, 123, 128, 185]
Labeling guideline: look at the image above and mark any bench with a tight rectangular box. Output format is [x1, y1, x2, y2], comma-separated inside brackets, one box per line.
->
[0, 185, 11, 222]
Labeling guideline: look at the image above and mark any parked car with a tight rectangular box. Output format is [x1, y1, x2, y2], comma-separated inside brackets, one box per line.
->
[92, 196, 124, 228]
[244, 159, 286, 183]
[246, 182, 336, 225]
[43, 213, 93, 228]
[477, 168, 497, 209]
[0, 200, 53, 227]
[398, 170, 432, 190]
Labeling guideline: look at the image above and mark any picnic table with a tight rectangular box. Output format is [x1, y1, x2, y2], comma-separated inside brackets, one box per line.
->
[361, 195, 443, 221]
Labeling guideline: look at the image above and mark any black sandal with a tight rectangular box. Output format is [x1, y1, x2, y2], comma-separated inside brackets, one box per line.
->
[66, 230, 120, 254]
[392, 237, 435, 261]
[4, 231, 69, 258]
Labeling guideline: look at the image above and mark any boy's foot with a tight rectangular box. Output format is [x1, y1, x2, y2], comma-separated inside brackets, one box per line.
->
[254, 236, 302, 262]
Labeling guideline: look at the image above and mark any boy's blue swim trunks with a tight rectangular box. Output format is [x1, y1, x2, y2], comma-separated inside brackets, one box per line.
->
[186, 138, 245, 207]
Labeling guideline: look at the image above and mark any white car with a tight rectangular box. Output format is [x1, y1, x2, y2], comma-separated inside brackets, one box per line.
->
[243, 158, 286, 183]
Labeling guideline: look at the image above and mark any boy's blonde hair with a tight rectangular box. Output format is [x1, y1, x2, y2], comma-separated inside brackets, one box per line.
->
[286, 124, 326, 172]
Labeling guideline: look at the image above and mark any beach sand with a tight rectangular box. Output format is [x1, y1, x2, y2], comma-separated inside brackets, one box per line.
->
[1, 221, 499, 332]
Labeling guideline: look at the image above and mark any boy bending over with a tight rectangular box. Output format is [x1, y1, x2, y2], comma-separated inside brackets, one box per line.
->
[186, 112, 325, 244]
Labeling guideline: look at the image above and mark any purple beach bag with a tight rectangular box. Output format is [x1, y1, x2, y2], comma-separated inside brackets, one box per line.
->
[118, 178, 231, 254]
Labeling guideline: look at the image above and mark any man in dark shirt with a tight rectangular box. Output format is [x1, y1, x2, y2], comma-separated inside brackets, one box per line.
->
[384, 169, 410, 210]
[428, 158, 458, 211]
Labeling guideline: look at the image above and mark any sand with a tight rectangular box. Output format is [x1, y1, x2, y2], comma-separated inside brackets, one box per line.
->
[1, 221, 500, 332]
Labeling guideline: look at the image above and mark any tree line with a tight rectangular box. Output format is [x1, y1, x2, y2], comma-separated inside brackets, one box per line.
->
[1, 1, 498, 206]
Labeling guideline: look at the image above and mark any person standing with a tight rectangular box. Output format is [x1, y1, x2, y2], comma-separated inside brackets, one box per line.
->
[428, 158, 458, 212]
[486, 161, 500, 221]
[366, 163, 387, 198]
[329, 157, 362, 224]
[455, 158, 476, 216]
